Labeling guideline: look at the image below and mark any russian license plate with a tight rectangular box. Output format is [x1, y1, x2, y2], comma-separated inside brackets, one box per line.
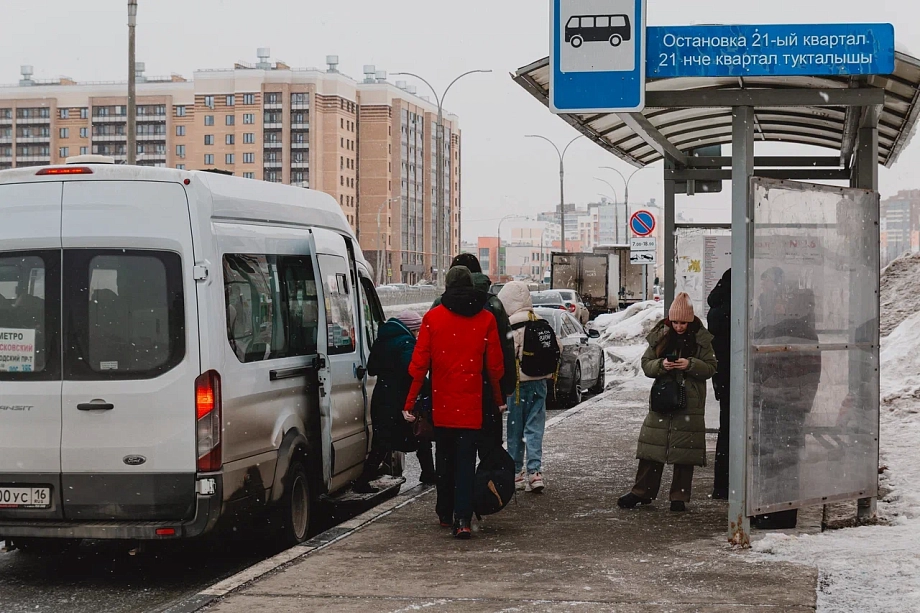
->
[0, 486, 51, 509]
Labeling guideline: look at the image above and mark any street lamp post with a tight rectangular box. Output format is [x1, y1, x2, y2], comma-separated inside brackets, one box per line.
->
[127, 0, 138, 165]
[526, 135, 582, 253]
[375, 197, 400, 286]
[392, 69, 492, 287]
[601, 165, 654, 299]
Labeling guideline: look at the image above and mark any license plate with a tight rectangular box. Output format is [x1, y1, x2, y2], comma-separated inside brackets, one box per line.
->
[0, 486, 51, 509]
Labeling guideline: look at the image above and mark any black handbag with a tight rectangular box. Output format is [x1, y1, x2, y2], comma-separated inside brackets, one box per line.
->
[650, 374, 687, 415]
[411, 394, 434, 441]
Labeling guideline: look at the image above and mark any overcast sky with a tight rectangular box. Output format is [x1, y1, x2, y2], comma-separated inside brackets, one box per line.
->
[1, 1, 917, 240]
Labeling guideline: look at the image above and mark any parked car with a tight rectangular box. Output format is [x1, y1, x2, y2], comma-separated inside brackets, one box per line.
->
[534, 308, 605, 408]
[555, 289, 590, 326]
[530, 290, 568, 311]
[489, 282, 506, 295]
[0, 161, 396, 551]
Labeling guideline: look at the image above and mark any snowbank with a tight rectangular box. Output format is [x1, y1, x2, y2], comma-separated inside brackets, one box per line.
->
[752, 309, 920, 612]
[590, 301, 664, 347]
[880, 251, 920, 337]
[382, 302, 431, 319]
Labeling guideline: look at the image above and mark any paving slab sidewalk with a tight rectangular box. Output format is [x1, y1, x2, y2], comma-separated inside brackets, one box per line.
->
[203, 386, 817, 613]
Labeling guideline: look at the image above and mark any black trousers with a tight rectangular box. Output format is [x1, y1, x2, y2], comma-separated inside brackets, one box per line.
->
[631, 459, 695, 503]
[435, 428, 478, 523]
[713, 388, 730, 496]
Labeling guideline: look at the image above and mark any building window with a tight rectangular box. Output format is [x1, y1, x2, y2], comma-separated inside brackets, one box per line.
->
[80, 146, 88, 155]
[176, 145, 186, 158]
[225, 154, 235, 165]
[243, 152, 255, 164]
[59, 109, 69, 120]
[225, 115, 235, 126]
[204, 154, 214, 165]
[80, 108, 88, 119]
[59, 128, 69, 139]
[204, 135, 214, 146]
[204, 96, 214, 109]
[291, 93, 306, 105]
[243, 113, 254, 124]
[225, 134, 234, 146]
[79, 127, 89, 139]
[265, 92, 280, 105]
[176, 164, 185, 170]
[243, 172, 254, 179]
[243, 133, 255, 144]
[59, 147, 69, 158]
[175, 105, 186, 117]
[243, 93, 255, 105]
[204, 115, 214, 126]
[226, 95, 235, 107]
[176, 125, 186, 137]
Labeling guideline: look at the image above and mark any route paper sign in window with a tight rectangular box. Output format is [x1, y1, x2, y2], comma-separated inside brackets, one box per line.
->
[0, 328, 36, 373]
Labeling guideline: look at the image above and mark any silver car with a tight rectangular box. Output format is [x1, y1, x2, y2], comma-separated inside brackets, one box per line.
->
[534, 308, 606, 408]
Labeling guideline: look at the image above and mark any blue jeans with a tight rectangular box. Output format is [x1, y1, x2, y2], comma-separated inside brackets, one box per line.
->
[506, 379, 547, 474]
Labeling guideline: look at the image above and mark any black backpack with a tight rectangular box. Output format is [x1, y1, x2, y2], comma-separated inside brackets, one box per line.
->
[511, 317, 561, 378]
[473, 444, 516, 517]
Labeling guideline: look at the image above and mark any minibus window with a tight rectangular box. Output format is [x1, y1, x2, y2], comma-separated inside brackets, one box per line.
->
[0, 252, 59, 378]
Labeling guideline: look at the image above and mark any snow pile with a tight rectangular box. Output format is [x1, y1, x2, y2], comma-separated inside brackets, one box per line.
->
[752, 309, 920, 612]
[382, 302, 431, 319]
[880, 251, 920, 337]
[590, 301, 664, 347]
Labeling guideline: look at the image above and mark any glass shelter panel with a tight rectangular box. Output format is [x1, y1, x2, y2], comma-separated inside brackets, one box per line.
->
[747, 179, 879, 516]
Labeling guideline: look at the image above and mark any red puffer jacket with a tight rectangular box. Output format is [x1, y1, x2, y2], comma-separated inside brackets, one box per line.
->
[405, 292, 505, 430]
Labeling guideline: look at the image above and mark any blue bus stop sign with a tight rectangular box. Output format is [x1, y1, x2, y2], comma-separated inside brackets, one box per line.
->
[550, 0, 647, 113]
[647, 23, 895, 78]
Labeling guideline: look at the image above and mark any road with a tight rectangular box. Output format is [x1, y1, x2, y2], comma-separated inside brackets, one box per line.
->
[0, 409, 569, 613]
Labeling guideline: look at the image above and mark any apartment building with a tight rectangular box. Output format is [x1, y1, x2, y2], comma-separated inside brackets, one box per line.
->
[0, 51, 461, 284]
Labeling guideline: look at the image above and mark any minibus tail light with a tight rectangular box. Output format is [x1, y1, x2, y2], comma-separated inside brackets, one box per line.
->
[36, 167, 93, 176]
[195, 370, 222, 472]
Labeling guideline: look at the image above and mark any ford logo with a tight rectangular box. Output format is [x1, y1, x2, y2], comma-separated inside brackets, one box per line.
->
[123, 455, 147, 466]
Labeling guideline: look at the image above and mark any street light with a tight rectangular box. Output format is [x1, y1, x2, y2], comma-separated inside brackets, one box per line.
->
[525, 134, 583, 252]
[497, 214, 527, 276]
[375, 197, 401, 286]
[392, 69, 492, 287]
[595, 177, 620, 243]
[127, 0, 138, 165]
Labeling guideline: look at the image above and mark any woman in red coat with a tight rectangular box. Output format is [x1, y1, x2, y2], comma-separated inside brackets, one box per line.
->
[404, 266, 505, 539]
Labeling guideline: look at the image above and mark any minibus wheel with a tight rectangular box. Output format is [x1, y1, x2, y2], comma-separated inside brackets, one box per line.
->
[274, 460, 312, 546]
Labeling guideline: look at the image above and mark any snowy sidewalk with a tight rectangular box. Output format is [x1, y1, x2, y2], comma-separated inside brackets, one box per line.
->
[202, 386, 816, 613]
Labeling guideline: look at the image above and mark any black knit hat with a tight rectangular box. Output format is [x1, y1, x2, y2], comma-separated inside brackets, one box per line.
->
[445, 266, 474, 289]
[450, 253, 482, 274]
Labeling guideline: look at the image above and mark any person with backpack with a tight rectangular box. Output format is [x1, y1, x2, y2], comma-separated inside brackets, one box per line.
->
[617, 293, 717, 513]
[404, 266, 506, 539]
[497, 282, 562, 493]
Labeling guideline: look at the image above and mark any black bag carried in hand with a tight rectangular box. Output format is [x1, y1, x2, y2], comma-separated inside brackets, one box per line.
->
[511, 317, 561, 378]
[411, 394, 434, 441]
[473, 444, 516, 516]
[650, 374, 687, 415]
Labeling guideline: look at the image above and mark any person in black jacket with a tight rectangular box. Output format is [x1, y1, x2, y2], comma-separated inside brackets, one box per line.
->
[706, 269, 731, 500]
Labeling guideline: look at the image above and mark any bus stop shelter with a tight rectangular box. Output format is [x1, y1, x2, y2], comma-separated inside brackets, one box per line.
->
[513, 49, 920, 545]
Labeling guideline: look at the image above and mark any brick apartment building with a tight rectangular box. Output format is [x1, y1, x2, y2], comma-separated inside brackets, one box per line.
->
[0, 51, 461, 284]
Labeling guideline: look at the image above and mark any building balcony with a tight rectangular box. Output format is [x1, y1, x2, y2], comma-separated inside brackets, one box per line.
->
[15, 116, 51, 125]
[291, 141, 309, 150]
[263, 160, 282, 169]
[15, 136, 51, 144]
[0, 136, 11, 144]
[291, 161, 309, 170]
[0, 155, 12, 163]
[0, 117, 12, 125]
[263, 122, 283, 130]
[136, 115, 167, 122]
[291, 122, 309, 130]
[94, 134, 127, 141]
[291, 104, 309, 111]
[263, 103, 283, 110]
[16, 155, 51, 163]
[263, 141, 282, 149]
[137, 133, 166, 141]
[291, 181, 310, 188]
[92, 116, 127, 123]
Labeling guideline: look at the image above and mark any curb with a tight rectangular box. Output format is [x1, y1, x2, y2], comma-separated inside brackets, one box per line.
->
[163, 387, 618, 613]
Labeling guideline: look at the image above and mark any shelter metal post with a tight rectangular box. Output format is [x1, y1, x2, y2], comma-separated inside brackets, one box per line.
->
[663, 155, 677, 311]
[855, 112, 880, 521]
[729, 106, 755, 546]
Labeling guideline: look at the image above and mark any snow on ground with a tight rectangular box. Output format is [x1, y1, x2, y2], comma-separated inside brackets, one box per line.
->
[382, 302, 431, 319]
[751, 253, 920, 612]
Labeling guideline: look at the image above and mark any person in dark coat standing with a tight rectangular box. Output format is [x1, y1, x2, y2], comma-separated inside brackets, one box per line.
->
[432, 253, 517, 448]
[354, 311, 435, 493]
[618, 293, 718, 513]
[706, 269, 731, 500]
[405, 266, 506, 539]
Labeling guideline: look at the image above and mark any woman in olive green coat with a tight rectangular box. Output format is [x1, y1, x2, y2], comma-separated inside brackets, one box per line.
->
[618, 293, 718, 512]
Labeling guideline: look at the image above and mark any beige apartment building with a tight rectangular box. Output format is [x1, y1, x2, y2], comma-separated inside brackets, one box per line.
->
[0, 51, 461, 284]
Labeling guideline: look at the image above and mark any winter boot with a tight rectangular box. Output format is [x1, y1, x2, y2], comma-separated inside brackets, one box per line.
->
[670, 501, 687, 512]
[617, 493, 652, 509]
